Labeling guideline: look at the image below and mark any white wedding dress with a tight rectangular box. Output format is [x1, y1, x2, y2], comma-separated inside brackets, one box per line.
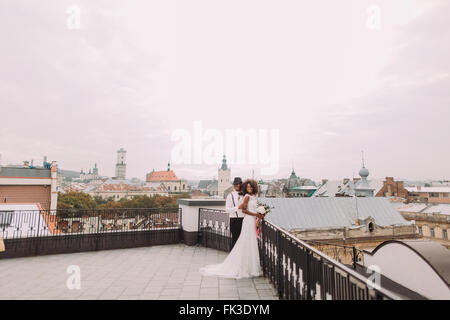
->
[200, 194, 261, 279]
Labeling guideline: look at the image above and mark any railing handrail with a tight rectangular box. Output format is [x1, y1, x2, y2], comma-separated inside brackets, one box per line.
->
[197, 208, 401, 299]
[262, 219, 402, 300]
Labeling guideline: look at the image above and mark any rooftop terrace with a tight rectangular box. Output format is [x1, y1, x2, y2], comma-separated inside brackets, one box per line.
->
[0, 244, 278, 300]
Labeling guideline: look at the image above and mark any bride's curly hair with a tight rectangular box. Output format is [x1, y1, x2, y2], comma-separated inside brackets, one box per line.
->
[241, 179, 259, 196]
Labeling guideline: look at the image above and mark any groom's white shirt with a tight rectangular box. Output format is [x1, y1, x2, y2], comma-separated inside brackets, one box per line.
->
[226, 190, 245, 218]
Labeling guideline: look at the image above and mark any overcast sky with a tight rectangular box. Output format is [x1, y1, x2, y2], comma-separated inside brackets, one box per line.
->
[0, 0, 448, 182]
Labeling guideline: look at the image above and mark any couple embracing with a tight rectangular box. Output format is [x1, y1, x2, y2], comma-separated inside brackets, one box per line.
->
[200, 177, 265, 279]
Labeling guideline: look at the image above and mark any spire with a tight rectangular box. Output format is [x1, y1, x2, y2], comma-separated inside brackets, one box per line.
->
[220, 154, 228, 170]
[359, 151, 369, 178]
[361, 150, 365, 168]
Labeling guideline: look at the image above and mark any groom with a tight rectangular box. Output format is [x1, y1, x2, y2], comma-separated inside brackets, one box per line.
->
[226, 177, 245, 250]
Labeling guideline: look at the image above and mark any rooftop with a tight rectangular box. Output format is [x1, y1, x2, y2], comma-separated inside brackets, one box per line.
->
[405, 186, 450, 193]
[146, 170, 179, 182]
[0, 166, 51, 178]
[262, 197, 410, 230]
[0, 244, 278, 300]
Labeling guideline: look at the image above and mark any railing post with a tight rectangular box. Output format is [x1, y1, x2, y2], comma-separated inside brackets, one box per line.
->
[306, 249, 311, 300]
[276, 228, 283, 299]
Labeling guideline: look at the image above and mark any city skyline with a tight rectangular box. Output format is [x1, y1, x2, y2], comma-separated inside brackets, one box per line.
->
[1, 0, 449, 181]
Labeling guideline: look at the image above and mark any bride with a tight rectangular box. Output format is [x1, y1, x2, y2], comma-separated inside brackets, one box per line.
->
[200, 179, 265, 279]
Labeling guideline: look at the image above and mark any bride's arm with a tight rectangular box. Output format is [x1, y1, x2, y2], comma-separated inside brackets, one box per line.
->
[239, 196, 261, 218]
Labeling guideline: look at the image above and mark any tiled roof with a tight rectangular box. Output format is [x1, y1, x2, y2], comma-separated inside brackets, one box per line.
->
[146, 170, 179, 182]
[260, 197, 409, 230]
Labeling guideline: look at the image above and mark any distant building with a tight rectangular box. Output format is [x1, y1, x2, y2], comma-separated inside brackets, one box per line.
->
[376, 177, 409, 199]
[145, 162, 187, 194]
[218, 155, 230, 197]
[194, 156, 232, 198]
[405, 186, 450, 204]
[190, 190, 209, 199]
[115, 148, 127, 180]
[87, 180, 168, 201]
[80, 163, 99, 181]
[0, 161, 58, 211]
[396, 203, 450, 249]
[282, 168, 317, 197]
[314, 160, 383, 197]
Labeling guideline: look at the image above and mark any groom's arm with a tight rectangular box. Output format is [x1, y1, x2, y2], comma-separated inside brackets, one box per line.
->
[225, 194, 238, 216]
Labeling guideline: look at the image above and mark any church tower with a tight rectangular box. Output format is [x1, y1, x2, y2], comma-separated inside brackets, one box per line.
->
[218, 155, 231, 198]
[115, 148, 127, 180]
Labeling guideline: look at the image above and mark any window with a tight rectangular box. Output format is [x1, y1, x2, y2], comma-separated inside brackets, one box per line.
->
[183, 184, 185, 190]
[418, 226, 423, 235]
[443, 229, 448, 239]
[368, 222, 374, 233]
[174, 186, 177, 191]
[429, 193, 439, 198]
[167, 186, 170, 191]
[430, 227, 435, 237]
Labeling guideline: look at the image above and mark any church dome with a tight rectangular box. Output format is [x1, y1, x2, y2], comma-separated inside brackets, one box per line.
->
[359, 166, 369, 178]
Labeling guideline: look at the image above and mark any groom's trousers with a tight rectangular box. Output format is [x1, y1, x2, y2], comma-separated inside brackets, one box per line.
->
[230, 217, 244, 250]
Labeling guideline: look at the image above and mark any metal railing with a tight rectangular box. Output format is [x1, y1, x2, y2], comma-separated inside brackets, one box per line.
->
[198, 208, 231, 252]
[259, 220, 400, 300]
[196, 208, 400, 300]
[300, 239, 364, 268]
[0, 207, 182, 259]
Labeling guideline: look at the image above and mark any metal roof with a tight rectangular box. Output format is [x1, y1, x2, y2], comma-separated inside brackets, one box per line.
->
[259, 197, 409, 230]
[0, 166, 51, 178]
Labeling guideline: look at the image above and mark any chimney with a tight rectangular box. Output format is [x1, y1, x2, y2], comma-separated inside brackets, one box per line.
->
[23, 160, 30, 167]
[417, 185, 421, 191]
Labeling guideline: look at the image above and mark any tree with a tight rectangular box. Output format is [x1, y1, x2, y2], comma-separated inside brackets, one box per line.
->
[57, 192, 97, 210]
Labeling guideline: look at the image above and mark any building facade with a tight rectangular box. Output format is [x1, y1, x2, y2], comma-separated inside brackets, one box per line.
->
[218, 155, 230, 198]
[405, 186, 450, 204]
[145, 163, 187, 194]
[115, 148, 127, 180]
[0, 161, 58, 211]
[397, 203, 450, 249]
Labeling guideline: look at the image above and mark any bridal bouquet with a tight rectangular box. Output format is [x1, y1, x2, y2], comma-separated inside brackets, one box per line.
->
[255, 202, 273, 237]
